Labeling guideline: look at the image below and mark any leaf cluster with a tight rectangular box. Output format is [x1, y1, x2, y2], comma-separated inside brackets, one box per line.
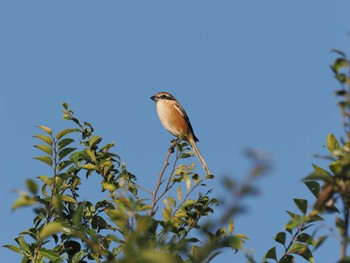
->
[5, 103, 244, 263]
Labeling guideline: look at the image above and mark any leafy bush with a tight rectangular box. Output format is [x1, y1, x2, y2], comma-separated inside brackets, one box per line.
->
[5, 50, 350, 262]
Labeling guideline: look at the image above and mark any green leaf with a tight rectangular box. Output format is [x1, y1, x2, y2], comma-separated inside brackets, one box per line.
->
[82, 163, 97, 170]
[287, 211, 301, 221]
[57, 160, 73, 171]
[39, 222, 62, 241]
[285, 211, 302, 232]
[16, 236, 30, 253]
[73, 205, 85, 225]
[304, 181, 320, 198]
[3, 244, 21, 254]
[26, 179, 38, 195]
[72, 251, 86, 263]
[33, 134, 53, 146]
[177, 186, 183, 202]
[56, 128, 79, 140]
[333, 58, 349, 71]
[34, 156, 53, 167]
[62, 102, 69, 110]
[185, 175, 191, 191]
[37, 125, 52, 135]
[102, 182, 116, 191]
[40, 247, 60, 261]
[279, 255, 295, 263]
[304, 164, 333, 183]
[293, 199, 308, 215]
[58, 147, 76, 160]
[168, 196, 176, 208]
[229, 219, 234, 234]
[61, 195, 78, 204]
[38, 175, 52, 186]
[58, 138, 74, 150]
[308, 214, 324, 223]
[89, 135, 102, 148]
[34, 144, 53, 156]
[296, 233, 314, 245]
[326, 133, 340, 152]
[206, 173, 215, 179]
[289, 243, 314, 262]
[12, 195, 35, 210]
[162, 207, 171, 220]
[264, 246, 276, 260]
[274, 232, 286, 246]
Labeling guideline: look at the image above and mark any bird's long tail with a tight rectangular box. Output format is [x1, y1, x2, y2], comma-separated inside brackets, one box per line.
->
[188, 136, 211, 175]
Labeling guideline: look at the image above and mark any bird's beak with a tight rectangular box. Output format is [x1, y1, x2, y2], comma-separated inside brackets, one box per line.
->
[150, 95, 156, 101]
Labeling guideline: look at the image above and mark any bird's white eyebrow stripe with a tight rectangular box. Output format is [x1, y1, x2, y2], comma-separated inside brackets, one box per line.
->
[173, 103, 185, 117]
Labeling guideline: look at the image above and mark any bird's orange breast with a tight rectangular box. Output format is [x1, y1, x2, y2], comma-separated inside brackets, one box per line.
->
[156, 100, 190, 138]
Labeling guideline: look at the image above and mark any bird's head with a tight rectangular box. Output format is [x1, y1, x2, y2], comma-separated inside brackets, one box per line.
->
[151, 92, 176, 102]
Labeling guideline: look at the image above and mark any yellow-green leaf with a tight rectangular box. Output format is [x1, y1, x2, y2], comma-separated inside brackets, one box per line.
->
[236, 233, 249, 240]
[184, 175, 191, 191]
[162, 207, 171, 220]
[37, 125, 52, 135]
[33, 134, 53, 146]
[34, 156, 53, 167]
[89, 135, 102, 148]
[39, 222, 62, 241]
[26, 179, 38, 195]
[102, 182, 116, 191]
[38, 175, 52, 186]
[12, 195, 35, 210]
[34, 144, 53, 156]
[82, 163, 96, 170]
[56, 128, 79, 140]
[40, 247, 60, 261]
[3, 244, 21, 254]
[229, 219, 234, 234]
[177, 186, 182, 202]
[326, 133, 339, 152]
[61, 195, 78, 204]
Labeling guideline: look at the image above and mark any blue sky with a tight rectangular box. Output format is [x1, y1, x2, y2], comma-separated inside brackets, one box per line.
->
[1, 1, 349, 262]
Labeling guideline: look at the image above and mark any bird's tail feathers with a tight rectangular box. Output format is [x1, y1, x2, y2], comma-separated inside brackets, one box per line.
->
[188, 137, 211, 175]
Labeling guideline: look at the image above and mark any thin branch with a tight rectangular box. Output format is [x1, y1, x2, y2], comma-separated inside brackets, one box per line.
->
[133, 182, 153, 195]
[150, 140, 177, 216]
[153, 144, 182, 207]
[341, 206, 349, 258]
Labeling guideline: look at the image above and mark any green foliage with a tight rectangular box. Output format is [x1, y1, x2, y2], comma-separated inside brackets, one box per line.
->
[5, 103, 245, 262]
[263, 50, 350, 263]
[7, 49, 350, 262]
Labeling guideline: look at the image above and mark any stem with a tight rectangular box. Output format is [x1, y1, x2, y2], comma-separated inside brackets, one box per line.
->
[150, 140, 177, 216]
[33, 136, 59, 262]
[153, 146, 182, 206]
[341, 206, 349, 259]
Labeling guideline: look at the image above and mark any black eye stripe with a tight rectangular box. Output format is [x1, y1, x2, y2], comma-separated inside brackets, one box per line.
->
[160, 94, 172, 100]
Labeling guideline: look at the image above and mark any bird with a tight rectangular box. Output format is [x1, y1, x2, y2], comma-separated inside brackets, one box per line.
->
[151, 91, 211, 175]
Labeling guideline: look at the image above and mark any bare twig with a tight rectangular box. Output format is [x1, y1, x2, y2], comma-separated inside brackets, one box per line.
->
[150, 140, 178, 216]
[132, 182, 153, 195]
[153, 144, 183, 207]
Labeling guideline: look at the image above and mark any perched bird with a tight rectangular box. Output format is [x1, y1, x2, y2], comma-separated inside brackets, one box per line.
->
[151, 91, 211, 175]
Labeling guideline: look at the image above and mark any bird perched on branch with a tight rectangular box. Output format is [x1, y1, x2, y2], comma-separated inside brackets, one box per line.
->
[151, 91, 211, 175]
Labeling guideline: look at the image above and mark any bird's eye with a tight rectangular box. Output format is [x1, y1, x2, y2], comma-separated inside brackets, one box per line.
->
[160, 94, 168, 99]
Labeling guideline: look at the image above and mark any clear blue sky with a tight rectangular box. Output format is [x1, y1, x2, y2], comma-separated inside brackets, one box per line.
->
[1, 1, 349, 262]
